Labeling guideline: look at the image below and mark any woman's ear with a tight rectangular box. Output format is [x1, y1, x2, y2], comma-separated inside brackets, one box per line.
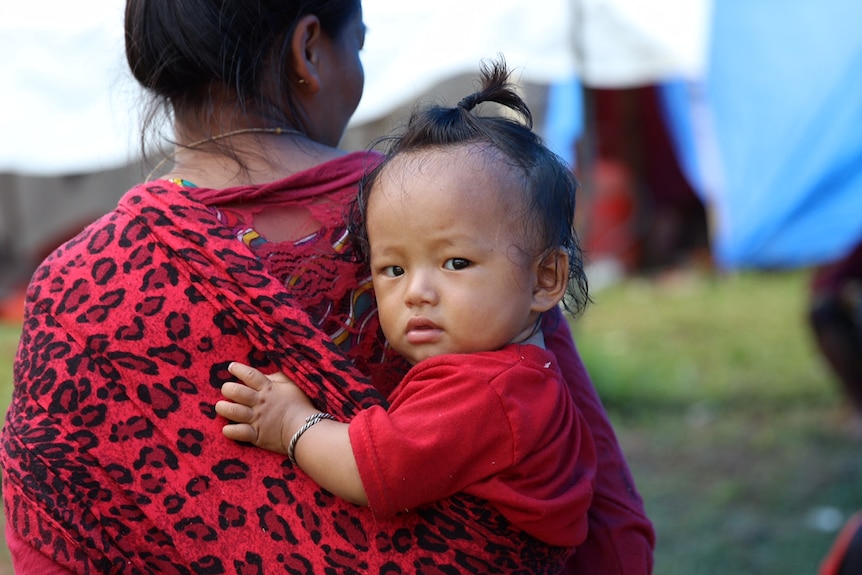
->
[531, 249, 569, 313]
[289, 14, 323, 92]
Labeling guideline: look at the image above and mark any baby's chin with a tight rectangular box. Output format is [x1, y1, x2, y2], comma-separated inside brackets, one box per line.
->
[396, 346, 452, 366]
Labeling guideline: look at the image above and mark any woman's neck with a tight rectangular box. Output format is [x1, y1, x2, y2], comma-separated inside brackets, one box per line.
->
[158, 129, 346, 188]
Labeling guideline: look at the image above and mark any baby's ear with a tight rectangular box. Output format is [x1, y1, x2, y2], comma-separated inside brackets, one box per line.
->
[531, 249, 569, 312]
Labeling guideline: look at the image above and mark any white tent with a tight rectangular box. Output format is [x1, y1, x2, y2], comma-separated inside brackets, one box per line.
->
[3, 0, 861, 270]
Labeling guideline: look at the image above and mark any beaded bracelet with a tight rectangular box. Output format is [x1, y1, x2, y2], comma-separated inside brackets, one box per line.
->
[288, 412, 336, 464]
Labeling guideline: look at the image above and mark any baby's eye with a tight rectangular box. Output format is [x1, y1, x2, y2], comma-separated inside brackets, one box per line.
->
[382, 265, 405, 277]
[443, 258, 471, 271]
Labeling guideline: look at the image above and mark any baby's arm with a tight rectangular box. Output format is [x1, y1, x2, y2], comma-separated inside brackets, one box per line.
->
[215, 362, 368, 505]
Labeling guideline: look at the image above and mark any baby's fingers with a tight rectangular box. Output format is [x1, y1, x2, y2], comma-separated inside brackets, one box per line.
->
[215, 399, 254, 424]
[220, 380, 259, 406]
[221, 422, 258, 444]
[228, 361, 272, 391]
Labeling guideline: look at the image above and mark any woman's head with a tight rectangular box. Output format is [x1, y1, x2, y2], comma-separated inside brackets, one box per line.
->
[125, 0, 364, 149]
[356, 57, 589, 316]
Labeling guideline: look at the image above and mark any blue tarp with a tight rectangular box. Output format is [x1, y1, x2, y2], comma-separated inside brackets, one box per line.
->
[662, 0, 862, 269]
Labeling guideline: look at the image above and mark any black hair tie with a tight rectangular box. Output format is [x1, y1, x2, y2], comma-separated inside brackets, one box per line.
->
[457, 93, 479, 111]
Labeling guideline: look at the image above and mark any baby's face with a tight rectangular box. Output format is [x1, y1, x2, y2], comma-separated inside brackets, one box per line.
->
[366, 145, 543, 364]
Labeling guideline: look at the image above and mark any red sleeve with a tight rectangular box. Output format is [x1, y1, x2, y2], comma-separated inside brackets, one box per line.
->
[543, 307, 656, 574]
[349, 347, 595, 547]
[349, 356, 518, 518]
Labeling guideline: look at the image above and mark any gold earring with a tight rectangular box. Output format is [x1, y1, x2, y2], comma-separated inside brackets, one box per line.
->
[298, 78, 308, 85]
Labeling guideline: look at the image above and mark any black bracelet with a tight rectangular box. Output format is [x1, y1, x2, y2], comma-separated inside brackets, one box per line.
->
[287, 412, 336, 464]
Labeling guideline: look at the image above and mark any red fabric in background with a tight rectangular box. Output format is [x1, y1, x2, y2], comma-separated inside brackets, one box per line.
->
[581, 86, 709, 273]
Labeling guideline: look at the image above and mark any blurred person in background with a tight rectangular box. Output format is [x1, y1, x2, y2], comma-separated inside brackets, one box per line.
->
[809, 241, 862, 426]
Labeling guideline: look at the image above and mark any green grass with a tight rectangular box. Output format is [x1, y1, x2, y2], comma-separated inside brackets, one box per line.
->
[572, 271, 830, 410]
[0, 271, 860, 574]
[0, 322, 19, 572]
[0, 324, 19, 422]
[571, 270, 862, 574]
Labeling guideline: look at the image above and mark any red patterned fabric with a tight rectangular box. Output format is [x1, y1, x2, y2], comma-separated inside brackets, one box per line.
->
[0, 153, 574, 574]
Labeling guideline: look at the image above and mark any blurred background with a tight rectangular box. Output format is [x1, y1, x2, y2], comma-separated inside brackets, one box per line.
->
[2, 1, 862, 573]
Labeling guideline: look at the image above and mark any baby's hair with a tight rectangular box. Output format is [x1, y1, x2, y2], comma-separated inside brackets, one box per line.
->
[353, 57, 589, 315]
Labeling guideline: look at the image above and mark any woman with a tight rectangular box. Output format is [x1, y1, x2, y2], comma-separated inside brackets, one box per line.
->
[0, 1, 654, 573]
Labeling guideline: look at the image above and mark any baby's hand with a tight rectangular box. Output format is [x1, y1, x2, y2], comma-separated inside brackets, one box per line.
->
[215, 361, 316, 455]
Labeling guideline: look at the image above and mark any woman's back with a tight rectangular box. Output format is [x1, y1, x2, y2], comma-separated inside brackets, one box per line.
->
[2, 159, 573, 572]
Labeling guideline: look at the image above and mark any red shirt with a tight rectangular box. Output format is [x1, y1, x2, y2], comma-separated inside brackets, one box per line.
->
[350, 344, 596, 547]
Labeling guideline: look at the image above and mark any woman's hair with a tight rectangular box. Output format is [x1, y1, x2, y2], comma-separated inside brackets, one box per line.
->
[354, 57, 590, 315]
[124, 0, 359, 154]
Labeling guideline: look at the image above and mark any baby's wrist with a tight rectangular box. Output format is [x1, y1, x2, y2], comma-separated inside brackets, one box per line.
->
[287, 412, 336, 464]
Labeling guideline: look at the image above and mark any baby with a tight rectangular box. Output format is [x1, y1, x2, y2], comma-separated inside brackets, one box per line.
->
[215, 58, 595, 548]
